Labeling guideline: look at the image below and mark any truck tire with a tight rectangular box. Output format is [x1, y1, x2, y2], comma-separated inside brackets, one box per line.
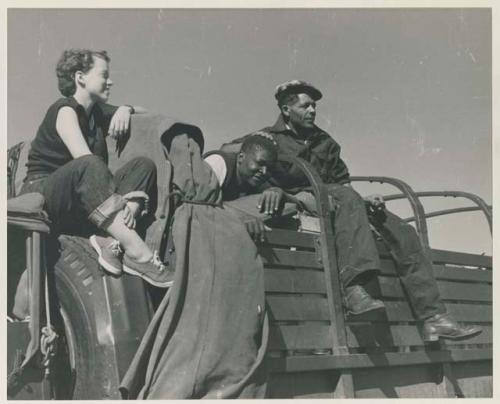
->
[49, 235, 108, 400]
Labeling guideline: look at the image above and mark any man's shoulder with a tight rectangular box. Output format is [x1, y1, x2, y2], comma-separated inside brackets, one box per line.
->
[204, 150, 238, 174]
[204, 149, 237, 161]
[204, 152, 230, 187]
[312, 126, 341, 146]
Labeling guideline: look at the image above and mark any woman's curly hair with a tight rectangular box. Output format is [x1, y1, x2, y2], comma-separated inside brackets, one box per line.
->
[56, 49, 110, 96]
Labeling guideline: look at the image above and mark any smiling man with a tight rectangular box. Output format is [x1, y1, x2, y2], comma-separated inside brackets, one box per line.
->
[204, 132, 304, 240]
[204, 133, 277, 202]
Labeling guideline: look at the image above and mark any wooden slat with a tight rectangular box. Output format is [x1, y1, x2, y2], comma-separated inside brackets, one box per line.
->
[436, 280, 492, 302]
[347, 323, 423, 348]
[369, 276, 404, 299]
[451, 361, 493, 397]
[349, 301, 492, 323]
[266, 295, 331, 321]
[353, 364, 448, 398]
[268, 371, 336, 399]
[445, 303, 492, 323]
[260, 247, 322, 269]
[370, 276, 492, 303]
[379, 259, 492, 283]
[267, 348, 493, 373]
[269, 324, 333, 351]
[430, 249, 492, 269]
[263, 228, 317, 249]
[264, 268, 326, 294]
[375, 243, 492, 269]
[269, 323, 492, 360]
[433, 265, 491, 283]
[346, 324, 493, 348]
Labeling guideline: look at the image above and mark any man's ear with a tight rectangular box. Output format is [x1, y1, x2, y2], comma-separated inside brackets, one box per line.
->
[281, 104, 290, 118]
[237, 151, 245, 164]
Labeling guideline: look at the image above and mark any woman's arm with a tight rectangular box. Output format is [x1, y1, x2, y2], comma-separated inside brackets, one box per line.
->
[55, 106, 92, 158]
[107, 105, 147, 139]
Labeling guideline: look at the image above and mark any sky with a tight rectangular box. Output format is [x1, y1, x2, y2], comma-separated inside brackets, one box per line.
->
[7, 8, 492, 254]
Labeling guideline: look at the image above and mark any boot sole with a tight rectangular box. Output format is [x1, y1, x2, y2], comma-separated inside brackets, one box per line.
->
[89, 235, 123, 276]
[424, 328, 483, 343]
[122, 264, 173, 288]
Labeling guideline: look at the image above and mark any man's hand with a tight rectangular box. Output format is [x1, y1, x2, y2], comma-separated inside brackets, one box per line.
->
[258, 187, 287, 215]
[244, 218, 271, 243]
[364, 194, 387, 226]
[108, 105, 133, 139]
[365, 194, 385, 208]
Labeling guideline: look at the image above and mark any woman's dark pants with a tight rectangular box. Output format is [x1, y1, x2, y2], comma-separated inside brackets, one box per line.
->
[20, 155, 157, 236]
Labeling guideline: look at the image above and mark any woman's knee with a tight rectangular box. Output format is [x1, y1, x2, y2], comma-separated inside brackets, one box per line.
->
[72, 155, 114, 182]
[74, 154, 108, 171]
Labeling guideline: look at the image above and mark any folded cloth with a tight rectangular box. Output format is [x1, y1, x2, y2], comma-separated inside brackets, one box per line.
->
[119, 124, 268, 399]
[7, 193, 50, 232]
[7, 192, 47, 218]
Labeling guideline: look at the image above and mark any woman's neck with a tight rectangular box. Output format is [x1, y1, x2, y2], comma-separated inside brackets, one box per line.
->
[72, 90, 96, 116]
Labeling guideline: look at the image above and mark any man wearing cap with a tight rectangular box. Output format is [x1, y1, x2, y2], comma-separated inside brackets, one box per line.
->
[221, 80, 481, 343]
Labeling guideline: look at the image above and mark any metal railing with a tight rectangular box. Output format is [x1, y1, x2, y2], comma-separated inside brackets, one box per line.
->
[7, 142, 24, 198]
[350, 176, 431, 248]
[383, 191, 492, 235]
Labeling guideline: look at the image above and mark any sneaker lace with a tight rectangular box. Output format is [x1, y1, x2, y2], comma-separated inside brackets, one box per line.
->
[108, 240, 123, 257]
[152, 251, 166, 272]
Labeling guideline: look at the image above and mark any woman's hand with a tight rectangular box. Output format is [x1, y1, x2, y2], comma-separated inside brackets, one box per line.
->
[108, 105, 133, 139]
[122, 205, 136, 229]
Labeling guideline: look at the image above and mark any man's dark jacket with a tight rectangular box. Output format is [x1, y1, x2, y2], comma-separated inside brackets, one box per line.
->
[221, 115, 350, 192]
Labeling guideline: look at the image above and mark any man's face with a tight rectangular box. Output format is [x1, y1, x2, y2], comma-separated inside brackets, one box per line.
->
[282, 93, 317, 130]
[238, 147, 275, 188]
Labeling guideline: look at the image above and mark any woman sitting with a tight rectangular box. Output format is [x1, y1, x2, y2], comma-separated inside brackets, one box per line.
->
[19, 48, 171, 288]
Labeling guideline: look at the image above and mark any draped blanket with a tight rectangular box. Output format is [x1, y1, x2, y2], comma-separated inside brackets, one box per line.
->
[119, 129, 268, 399]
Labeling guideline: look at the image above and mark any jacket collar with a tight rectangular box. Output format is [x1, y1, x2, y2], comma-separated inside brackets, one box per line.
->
[269, 114, 325, 140]
[269, 114, 289, 133]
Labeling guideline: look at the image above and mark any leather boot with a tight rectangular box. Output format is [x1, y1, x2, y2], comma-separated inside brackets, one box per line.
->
[422, 312, 482, 342]
[344, 285, 385, 315]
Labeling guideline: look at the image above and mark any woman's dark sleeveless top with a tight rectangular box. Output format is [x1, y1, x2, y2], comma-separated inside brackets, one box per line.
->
[25, 97, 117, 179]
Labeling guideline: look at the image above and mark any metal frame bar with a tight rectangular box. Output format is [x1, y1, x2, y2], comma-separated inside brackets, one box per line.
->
[349, 176, 430, 248]
[30, 232, 42, 359]
[7, 141, 24, 198]
[286, 156, 355, 397]
[383, 191, 492, 234]
[10, 225, 54, 398]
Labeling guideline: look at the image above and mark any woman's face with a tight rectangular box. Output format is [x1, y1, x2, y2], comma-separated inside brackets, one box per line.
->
[79, 56, 113, 102]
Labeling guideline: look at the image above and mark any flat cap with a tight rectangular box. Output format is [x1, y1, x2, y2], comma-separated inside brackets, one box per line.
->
[274, 80, 323, 104]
